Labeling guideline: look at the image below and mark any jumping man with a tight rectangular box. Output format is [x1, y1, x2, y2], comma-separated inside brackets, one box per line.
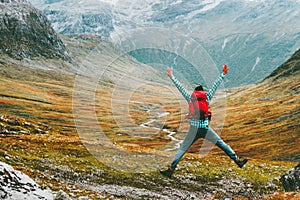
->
[160, 64, 248, 177]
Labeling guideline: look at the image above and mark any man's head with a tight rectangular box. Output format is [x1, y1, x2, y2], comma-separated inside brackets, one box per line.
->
[194, 85, 204, 91]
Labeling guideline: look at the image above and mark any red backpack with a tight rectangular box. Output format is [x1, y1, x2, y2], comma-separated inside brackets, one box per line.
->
[187, 91, 211, 120]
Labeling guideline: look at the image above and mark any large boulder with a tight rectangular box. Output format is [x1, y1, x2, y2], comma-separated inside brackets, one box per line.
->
[0, 161, 53, 200]
[280, 164, 300, 192]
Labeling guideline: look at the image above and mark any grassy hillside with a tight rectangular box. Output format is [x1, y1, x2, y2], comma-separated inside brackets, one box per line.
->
[0, 36, 299, 199]
[214, 50, 300, 162]
[266, 49, 300, 80]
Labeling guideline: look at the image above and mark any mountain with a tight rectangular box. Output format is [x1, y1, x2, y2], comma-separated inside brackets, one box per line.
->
[265, 48, 300, 80]
[211, 47, 300, 162]
[28, 0, 300, 87]
[0, 0, 69, 60]
[0, 1, 299, 198]
[28, 0, 114, 37]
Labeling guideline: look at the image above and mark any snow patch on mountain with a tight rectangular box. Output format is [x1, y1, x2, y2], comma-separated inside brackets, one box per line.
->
[201, 0, 224, 12]
[251, 57, 260, 72]
[222, 38, 229, 52]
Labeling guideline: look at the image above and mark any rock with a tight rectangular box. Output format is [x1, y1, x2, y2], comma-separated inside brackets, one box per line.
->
[54, 190, 72, 200]
[259, 164, 265, 168]
[227, 168, 233, 172]
[0, 161, 53, 200]
[1, 129, 9, 134]
[184, 194, 197, 199]
[280, 164, 300, 192]
[78, 196, 89, 200]
[19, 130, 29, 134]
[24, 122, 31, 127]
[0, 0, 70, 60]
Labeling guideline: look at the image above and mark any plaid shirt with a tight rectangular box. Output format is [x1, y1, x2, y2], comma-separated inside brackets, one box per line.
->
[170, 73, 225, 128]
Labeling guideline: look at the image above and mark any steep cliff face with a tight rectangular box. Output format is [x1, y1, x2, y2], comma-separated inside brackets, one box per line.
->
[0, 0, 69, 60]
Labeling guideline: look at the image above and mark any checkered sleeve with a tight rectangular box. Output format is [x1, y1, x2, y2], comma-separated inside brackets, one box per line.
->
[170, 75, 191, 102]
[206, 73, 226, 103]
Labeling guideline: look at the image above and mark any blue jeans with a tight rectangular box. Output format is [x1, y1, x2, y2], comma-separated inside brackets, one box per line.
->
[171, 126, 238, 169]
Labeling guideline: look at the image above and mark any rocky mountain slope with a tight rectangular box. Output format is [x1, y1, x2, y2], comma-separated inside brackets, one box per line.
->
[29, 0, 114, 37]
[29, 0, 300, 87]
[266, 48, 300, 80]
[0, 0, 69, 60]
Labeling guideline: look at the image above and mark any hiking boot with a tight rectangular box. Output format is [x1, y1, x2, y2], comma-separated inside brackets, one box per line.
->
[234, 158, 248, 168]
[159, 167, 174, 178]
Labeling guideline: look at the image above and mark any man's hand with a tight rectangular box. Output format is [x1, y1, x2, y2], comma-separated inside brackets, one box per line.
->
[223, 64, 229, 74]
[167, 68, 173, 77]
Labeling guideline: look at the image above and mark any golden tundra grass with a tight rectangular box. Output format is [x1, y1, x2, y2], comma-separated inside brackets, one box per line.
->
[0, 60, 299, 199]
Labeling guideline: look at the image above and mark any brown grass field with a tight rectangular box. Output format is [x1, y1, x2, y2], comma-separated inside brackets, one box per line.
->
[0, 39, 299, 199]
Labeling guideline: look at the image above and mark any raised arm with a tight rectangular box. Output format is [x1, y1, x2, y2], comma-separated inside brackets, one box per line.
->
[206, 64, 228, 102]
[167, 68, 191, 102]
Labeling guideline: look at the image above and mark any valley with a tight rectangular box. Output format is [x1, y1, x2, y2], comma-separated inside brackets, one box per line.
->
[0, 34, 299, 199]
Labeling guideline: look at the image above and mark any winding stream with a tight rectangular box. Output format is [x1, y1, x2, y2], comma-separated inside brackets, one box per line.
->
[139, 111, 182, 151]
